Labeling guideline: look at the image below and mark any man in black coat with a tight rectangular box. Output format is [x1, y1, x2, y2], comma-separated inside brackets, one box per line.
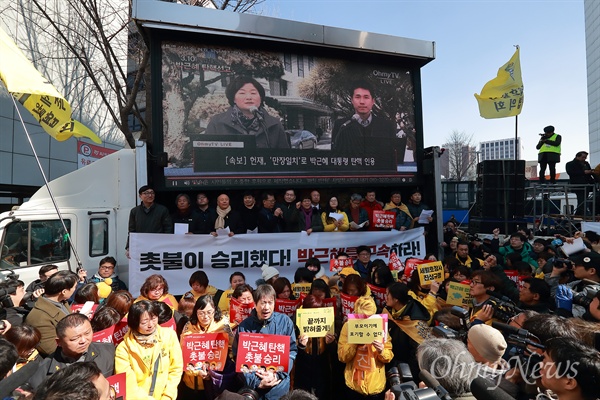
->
[566, 151, 595, 214]
[332, 80, 398, 168]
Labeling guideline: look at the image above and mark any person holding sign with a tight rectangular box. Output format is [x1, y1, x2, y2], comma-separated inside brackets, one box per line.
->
[383, 191, 412, 231]
[383, 282, 431, 380]
[233, 285, 297, 400]
[115, 301, 183, 400]
[345, 193, 370, 231]
[179, 295, 235, 400]
[295, 295, 336, 400]
[338, 296, 392, 400]
[321, 196, 349, 232]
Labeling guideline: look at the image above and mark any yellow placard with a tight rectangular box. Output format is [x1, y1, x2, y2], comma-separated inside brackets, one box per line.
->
[347, 315, 384, 344]
[417, 261, 445, 286]
[296, 307, 334, 338]
[446, 282, 473, 307]
[292, 283, 312, 298]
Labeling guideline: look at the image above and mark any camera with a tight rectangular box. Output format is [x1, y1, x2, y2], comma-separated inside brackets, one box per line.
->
[387, 366, 440, 400]
[484, 296, 521, 323]
[573, 287, 599, 308]
[553, 258, 573, 269]
[237, 387, 260, 400]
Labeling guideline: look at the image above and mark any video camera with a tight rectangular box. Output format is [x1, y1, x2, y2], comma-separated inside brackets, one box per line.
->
[387, 364, 441, 400]
[0, 278, 18, 309]
[432, 306, 470, 342]
[573, 286, 599, 309]
[484, 291, 522, 323]
[492, 322, 544, 385]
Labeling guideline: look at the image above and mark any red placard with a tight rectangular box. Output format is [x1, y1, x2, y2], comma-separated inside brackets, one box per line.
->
[322, 297, 337, 311]
[275, 298, 301, 317]
[160, 317, 176, 331]
[373, 210, 396, 229]
[388, 252, 404, 272]
[504, 270, 525, 289]
[404, 258, 428, 279]
[236, 333, 290, 373]
[367, 284, 387, 309]
[112, 319, 129, 345]
[107, 372, 126, 400]
[71, 303, 99, 319]
[329, 257, 353, 273]
[230, 297, 255, 325]
[340, 292, 359, 319]
[92, 325, 115, 344]
[181, 332, 229, 372]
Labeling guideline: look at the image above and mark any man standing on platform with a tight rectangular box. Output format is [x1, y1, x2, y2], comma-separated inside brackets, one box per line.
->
[565, 151, 595, 214]
[536, 125, 561, 184]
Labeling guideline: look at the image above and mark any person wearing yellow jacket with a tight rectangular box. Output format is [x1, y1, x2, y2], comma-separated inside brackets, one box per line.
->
[179, 295, 235, 400]
[321, 196, 350, 232]
[115, 300, 183, 400]
[135, 274, 179, 311]
[337, 296, 393, 399]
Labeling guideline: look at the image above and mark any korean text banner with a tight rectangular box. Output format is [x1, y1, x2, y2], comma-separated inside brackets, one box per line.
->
[474, 48, 524, 119]
[0, 28, 101, 144]
[129, 229, 425, 295]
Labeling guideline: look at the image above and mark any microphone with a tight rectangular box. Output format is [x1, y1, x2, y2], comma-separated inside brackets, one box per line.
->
[340, 114, 359, 129]
[418, 370, 452, 400]
[491, 322, 533, 339]
[470, 377, 516, 400]
[248, 106, 263, 121]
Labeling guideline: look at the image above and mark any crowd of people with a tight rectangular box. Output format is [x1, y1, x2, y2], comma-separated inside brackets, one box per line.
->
[1, 216, 600, 400]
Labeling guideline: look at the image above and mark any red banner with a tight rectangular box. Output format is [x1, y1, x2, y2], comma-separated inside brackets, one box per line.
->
[112, 319, 129, 345]
[236, 333, 290, 373]
[107, 372, 126, 400]
[373, 210, 396, 229]
[329, 257, 353, 273]
[92, 325, 115, 345]
[322, 297, 337, 311]
[504, 270, 525, 289]
[181, 332, 229, 371]
[403, 258, 428, 280]
[340, 292, 359, 319]
[160, 317, 176, 331]
[389, 252, 404, 272]
[71, 303, 99, 319]
[275, 298, 301, 317]
[230, 297, 255, 325]
[367, 284, 387, 309]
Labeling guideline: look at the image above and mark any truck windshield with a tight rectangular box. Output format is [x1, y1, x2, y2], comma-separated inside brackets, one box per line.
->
[1, 220, 71, 268]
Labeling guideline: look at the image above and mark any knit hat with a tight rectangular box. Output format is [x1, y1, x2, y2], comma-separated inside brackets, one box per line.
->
[353, 296, 377, 317]
[468, 325, 507, 363]
[339, 267, 359, 278]
[261, 264, 279, 281]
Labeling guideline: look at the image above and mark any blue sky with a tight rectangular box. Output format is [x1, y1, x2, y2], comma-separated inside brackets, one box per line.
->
[258, 0, 588, 167]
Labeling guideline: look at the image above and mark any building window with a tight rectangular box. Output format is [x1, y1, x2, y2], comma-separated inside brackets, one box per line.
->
[269, 79, 288, 96]
[90, 218, 108, 257]
[128, 109, 145, 132]
[284, 54, 292, 72]
[308, 56, 314, 71]
[297, 55, 304, 77]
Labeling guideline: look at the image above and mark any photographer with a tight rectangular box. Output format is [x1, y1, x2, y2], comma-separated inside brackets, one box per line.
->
[0, 279, 29, 326]
[518, 278, 553, 314]
[539, 337, 600, 400]
[547, 251, 600, 317]
[468, 270, 502, 323]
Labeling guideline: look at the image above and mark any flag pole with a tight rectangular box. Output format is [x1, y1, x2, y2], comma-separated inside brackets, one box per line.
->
[11, 96, 83, 270]
[514, 114, 518, 227]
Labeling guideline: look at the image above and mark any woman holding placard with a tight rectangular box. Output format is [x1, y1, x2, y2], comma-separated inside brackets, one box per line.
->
[337, 296, 392, 400]
[179, 295, 235, 400]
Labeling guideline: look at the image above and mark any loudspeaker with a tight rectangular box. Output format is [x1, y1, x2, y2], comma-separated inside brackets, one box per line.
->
[477, 160, 525, 175]
[475, 160, 527, 220]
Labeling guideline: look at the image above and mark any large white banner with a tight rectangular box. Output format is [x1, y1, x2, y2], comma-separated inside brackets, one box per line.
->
[129, 228, 425, 296]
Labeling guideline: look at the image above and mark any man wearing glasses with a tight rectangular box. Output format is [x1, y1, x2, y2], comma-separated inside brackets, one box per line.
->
[469, 270, 501, 323]
[126, 185, 173, 255]
[89, 256, 128, 292]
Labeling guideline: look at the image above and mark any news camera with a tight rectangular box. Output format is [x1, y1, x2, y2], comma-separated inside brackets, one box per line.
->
[387, 365, 440, 400]
[432, 306, 471, 342]
[492, 322, 544, 384]
[0, 278, 18, 309]
[484, 291, 522, 323]
[573, 286, 599, 308]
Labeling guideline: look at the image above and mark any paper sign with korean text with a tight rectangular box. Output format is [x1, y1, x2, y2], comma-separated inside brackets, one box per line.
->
[181, 332, 229, 371]
[296, 307, 334, 338]
[275, 298, 301, 317]
[329, 257, 353, 273]
[230, 297, 255, 325]
[71, 303, 99, 319]
[373, 210, 396, 229]
[112, 319, 129, 345]
[236, 333, 290, 373]
[417, 261, 445, 286]
[404, 258, 428, 279]
[107, 372, 126, 400]
[347, 314, 385, 344]
[504, 270, 525, 289]
[348, 313, 388, 340]
[388, 252, 404, 272]
[367, 284, 387, 309]
[291, 283, 312, 299]
[340, 292, 359, 319]
[92, 325, 115, 345]
[446, 282, 473, 307]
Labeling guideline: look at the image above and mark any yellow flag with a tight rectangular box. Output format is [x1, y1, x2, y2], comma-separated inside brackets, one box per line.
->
[0, 28, 101, 144]
[474, 48, 524, 119]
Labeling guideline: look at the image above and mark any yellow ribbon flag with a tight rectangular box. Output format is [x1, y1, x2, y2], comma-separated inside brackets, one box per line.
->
[0, 28, 101, 144]
[474, 48, 524, 119]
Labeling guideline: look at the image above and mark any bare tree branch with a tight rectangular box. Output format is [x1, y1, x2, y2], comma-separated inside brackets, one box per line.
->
[443, 130, 478, 181]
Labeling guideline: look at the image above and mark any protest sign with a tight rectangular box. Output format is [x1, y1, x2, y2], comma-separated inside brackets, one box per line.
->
[417, 261, 445, 286]
[296, 307, 334, 338]
[236, 333, 290, 372]
[347, 314, 385, 344]
[373, 210, 396, 229]
[275, 298, 302, 317]
[230, 297, 255, 325]
[446, 282, 473, 307]
[181, 332, 229, 371]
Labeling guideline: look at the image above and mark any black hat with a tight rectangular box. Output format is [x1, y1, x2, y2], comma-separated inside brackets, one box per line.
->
[570, 251, 600, 269]
[543, 125, 555, 133]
